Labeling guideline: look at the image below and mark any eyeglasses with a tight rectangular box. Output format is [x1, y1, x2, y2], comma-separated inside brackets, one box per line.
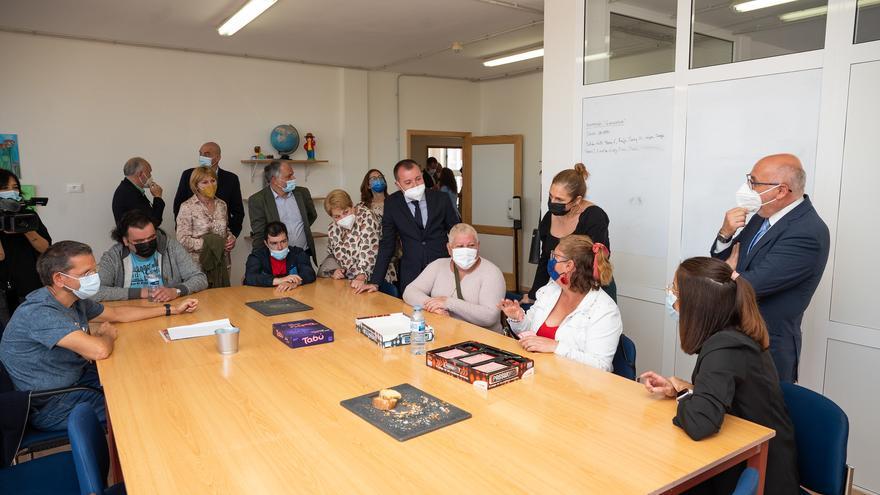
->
[746, 174, 781, 190]
[550, 251, 570, 262]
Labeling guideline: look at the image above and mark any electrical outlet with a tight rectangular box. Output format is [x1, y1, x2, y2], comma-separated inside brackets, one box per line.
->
[66, 183, 84, 193]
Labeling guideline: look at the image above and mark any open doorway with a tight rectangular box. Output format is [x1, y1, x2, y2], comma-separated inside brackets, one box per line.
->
[407, 130, 468, 217]
[407, 129, 523, 291]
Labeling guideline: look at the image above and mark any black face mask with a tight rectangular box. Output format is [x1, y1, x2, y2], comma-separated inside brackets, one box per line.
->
[548, 200, 570, 216]
[133, 238, 158, 258]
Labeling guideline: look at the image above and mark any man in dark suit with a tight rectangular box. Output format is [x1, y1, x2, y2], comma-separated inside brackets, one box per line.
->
[247, 161, 318, 264]
[711, 153, 829, 382]
[173, 142, 245, 242]
[111, 157, 165, 226]
[244, 221, 315, 291]
[356, 159, 459, 295]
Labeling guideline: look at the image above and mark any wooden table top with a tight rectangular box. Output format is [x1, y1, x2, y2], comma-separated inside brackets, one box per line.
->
[98, 280, 774, 494]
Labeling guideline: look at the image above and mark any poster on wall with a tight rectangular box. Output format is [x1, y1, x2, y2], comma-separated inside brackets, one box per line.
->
[0, 134, 21, 177]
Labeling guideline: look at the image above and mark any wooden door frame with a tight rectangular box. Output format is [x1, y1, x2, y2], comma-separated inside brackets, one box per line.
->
[464, 134, 524, 290]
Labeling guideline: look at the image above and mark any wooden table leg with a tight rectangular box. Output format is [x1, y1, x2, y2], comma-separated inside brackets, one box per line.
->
[105, 402, 124, 485]
[746, 439, 770, 494]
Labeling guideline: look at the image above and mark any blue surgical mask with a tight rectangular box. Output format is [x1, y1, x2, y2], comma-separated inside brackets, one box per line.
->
[270, 247, 289, 260]
[283, 179, 296, 193]
[0, 190, 21, 201]
[61, 272, 101, 299]
[198, 155, 212, 167]
[665, 289, 679, 321]
[370, 178, 386, 193]
[547, 258, 560, 281]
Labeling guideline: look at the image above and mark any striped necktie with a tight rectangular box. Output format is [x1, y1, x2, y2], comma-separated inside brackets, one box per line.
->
[747, 218, 770, 255]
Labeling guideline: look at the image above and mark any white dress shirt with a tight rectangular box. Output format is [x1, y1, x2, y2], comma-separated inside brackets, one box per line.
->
[714, 196, 805, 253]
[273, 189, 308, 250]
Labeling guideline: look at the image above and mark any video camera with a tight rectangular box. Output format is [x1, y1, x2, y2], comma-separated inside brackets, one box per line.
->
[0, 197, 49, 233]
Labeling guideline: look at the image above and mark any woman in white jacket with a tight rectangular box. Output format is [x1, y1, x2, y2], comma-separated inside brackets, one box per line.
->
[499, 234, 622, 371]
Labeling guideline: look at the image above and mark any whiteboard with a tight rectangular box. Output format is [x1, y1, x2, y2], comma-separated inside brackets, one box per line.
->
[680, 70, 820, 259]
[581, 88, 674, 288]
[830, 60, 880, 330]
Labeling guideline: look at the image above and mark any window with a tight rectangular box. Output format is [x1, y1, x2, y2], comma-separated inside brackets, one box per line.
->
[427, 147, 464, 202]
[855, 0, 880, 44]
[584, 1, 679, 84]
[691, 0, 828, 68]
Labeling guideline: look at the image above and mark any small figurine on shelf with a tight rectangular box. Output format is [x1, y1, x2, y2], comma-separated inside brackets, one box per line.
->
[304, 133, 317, 160]
[254, 145, 265, 160]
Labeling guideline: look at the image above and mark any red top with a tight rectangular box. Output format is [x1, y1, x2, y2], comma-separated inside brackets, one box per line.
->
[537, 321, 559, 340]
[269, 257, 287, 277]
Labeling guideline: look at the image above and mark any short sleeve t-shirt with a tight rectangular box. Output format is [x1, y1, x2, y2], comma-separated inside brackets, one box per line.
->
[129, 253, 160, 288]
[0, 287, 105, 391]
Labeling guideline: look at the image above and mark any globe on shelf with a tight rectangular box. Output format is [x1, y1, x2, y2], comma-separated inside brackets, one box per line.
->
[270, 124, 300, 159]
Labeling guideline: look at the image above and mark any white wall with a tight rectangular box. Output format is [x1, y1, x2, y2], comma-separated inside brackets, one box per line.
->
[544, 0, 880, 491]
[480, 73, 543, 291]
[0, 31, 544, 294]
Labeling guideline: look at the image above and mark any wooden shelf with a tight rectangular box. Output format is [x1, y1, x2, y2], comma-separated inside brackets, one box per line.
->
[241, 159, 328, 165]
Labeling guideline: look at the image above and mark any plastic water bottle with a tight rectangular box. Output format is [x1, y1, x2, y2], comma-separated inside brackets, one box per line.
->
[410, 306, 426, 355]
[146, 268, 161, 302]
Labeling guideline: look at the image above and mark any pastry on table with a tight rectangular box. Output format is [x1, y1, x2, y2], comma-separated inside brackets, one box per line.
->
[372, 388, 402, 411]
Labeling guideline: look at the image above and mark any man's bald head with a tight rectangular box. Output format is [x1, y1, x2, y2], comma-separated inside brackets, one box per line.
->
[754, 153, 806, 195]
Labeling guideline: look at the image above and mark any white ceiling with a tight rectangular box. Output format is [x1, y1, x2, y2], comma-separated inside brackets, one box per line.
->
[0, 0, 545, 81]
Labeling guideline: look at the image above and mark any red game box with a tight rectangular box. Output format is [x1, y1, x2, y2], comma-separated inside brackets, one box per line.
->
[426, 341, 534, 390]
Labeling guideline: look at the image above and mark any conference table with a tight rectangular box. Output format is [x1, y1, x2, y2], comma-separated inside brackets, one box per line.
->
[98, 279, 773, 494]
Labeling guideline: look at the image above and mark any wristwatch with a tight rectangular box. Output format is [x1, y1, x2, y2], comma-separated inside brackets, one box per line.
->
[716, 230, 732, 243]
[676, 388, 693, 402]
[164, 304, 171, 316]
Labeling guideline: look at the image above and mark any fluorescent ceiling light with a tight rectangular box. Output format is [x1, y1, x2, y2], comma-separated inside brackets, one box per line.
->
[218, 0, 278, 36]
[733, 0, 798, 13]
[779, 5, 827, 21]
[584, 52, 611, 62]
[483, 48, 544, 67]
[780, 0, 880, 22]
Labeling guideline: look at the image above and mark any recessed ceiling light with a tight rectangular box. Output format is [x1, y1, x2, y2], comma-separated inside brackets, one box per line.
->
[733, 0, 798, 13]
[584, 52, 611, 62]
[218, 0, 278, 36]
[483, 48, 544, 67]
[779, 5, 827, 21]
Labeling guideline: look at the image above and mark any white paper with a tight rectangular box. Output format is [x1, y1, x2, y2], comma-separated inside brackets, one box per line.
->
[166, 318, 232, 341]
[355, 313, 411, 339]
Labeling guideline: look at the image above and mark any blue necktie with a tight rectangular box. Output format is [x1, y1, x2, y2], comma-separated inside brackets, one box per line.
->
[747, 218, 770, 255]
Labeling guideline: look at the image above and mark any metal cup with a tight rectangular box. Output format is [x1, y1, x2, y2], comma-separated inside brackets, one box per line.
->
[215, 327, 240, 355]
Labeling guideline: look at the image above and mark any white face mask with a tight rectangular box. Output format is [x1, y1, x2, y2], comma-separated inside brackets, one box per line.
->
[403, 184, 426, 202]
[451, 247, 478, 270]
[735, 182, 780, 213]
[336, 214, 356, 230]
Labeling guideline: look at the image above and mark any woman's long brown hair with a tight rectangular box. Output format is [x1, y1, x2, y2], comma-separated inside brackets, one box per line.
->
[676, 257, 769, 354]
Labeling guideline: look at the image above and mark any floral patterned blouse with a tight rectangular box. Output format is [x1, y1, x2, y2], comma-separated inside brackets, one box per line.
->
[176, 195, 233, 267]
[325, 204, 396, 283]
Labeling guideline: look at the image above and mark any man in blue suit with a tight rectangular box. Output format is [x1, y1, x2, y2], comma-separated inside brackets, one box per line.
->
[711, 154, 829, 382]
[356, 159, 459, 295]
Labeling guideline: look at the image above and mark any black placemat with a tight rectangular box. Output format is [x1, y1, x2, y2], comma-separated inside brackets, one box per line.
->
[340, 383, 471, 442]
[245, 297, 313, 316]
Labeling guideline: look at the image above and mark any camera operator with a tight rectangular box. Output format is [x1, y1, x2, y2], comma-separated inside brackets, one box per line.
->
[0, 170, 51, 324]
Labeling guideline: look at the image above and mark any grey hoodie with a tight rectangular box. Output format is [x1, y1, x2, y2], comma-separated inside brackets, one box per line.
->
[95, 229, 208, 301]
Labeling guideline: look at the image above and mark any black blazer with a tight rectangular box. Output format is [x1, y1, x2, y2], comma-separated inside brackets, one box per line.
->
[243, 246, 316, 287]
[711, 195, 829, 341]
[112, 178, 165, 227]
[674, 329, 799, 495]
[173, 167, 245, 237]
[369, 189, 459, 292]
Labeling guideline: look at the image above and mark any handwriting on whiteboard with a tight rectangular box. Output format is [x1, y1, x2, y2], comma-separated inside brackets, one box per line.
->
[583, 119, 667, 155]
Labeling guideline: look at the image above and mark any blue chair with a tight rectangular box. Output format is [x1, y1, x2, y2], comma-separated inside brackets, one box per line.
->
[612, 334, 637, 380]
[0, 452, 79, 495]
[68, 403, 125, 495]
[0, 360, 103, 465]
[731, 467, 759, 495]
[780, 383, 854, 495]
